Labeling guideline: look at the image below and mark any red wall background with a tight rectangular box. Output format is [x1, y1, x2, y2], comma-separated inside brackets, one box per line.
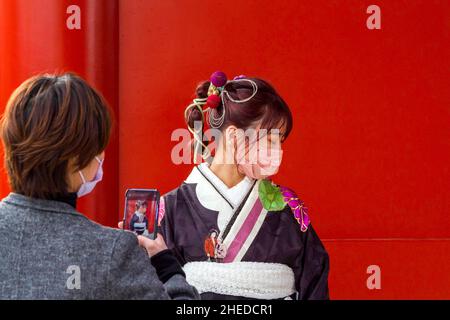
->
[1, 0, 449, 299]
[0, 0, 119, 227]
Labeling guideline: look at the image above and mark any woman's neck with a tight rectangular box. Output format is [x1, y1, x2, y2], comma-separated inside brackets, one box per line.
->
[208, 139, 247, 188]
[209, 162, 245, 188]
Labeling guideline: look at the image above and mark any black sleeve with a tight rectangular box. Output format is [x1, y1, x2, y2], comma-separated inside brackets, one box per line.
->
[150, 249, 185, 283]
[297, 225, 330, 300]
[130, 215, 136, 231]
[160, 194, 187, 265]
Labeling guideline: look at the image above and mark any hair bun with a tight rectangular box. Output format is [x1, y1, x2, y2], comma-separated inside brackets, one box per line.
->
[185, 104, 203, 129]
[195, 80, 210, 99]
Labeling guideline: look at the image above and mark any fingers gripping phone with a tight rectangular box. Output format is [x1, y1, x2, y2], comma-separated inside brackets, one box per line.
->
[122, 189, 160, 240]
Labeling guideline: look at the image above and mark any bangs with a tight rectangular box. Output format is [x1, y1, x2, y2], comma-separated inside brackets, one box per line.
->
[215, 77, 293, 142]
[259, 101, 293, 142]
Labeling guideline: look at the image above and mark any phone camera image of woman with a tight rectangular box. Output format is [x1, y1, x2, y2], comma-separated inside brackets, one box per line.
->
[129, 200, 149, 236]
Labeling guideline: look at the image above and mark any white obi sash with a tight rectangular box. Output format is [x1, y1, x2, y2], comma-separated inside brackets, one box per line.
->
[184, 261, 296, 299]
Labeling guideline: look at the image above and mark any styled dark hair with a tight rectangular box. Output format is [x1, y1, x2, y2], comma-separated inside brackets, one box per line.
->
[186, 78, 293, 141]
[0, 73, 112, 199]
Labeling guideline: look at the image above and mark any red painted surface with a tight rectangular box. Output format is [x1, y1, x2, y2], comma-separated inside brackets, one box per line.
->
[1, 0, 449, 299]
[0, 0, 119, 227]
[325, 240, 450, 299]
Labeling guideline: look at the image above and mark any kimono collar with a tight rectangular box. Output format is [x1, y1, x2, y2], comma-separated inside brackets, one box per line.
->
[185, 163, 257, 232]
[196, 163, 254, 208]
[185, 163, 254, 209]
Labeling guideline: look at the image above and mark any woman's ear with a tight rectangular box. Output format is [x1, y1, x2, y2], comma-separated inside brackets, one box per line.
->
[223, 125, 238, 164]
[224, 125, 237, 143]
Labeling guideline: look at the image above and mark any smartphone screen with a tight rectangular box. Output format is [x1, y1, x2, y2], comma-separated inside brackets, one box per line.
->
[122, 189, 160, 240]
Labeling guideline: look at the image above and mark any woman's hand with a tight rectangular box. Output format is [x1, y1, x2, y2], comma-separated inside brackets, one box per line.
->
[137, 233, 168, 257]
[117, 221, 168, 257]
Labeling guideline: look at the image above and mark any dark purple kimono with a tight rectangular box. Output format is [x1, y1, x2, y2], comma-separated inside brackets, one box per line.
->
[160, 176, 329, 300]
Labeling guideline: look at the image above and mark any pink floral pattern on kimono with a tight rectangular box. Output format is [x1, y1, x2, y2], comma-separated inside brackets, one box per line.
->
[158, 197, 165, 226]
[279, 185, 310, 232]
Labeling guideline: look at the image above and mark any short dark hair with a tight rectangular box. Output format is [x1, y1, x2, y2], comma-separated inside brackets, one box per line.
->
[0, 73, 112, 199]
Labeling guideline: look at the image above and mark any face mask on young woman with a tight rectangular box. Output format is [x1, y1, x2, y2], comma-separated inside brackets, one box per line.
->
[234, 135, 283, 180]
[77, 156, 103, 198]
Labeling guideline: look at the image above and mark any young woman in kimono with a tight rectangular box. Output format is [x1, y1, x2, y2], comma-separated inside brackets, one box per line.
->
[159, 71, 329, 300]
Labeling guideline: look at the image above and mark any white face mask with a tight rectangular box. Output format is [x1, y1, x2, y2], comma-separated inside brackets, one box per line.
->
[77, 157, 103, 198]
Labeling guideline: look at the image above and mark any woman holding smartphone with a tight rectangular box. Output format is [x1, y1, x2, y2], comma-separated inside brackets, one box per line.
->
[0, 73, 198, 300]
[160, 71, 329, 300]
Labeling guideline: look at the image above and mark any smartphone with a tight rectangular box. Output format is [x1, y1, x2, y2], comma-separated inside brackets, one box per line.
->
[122, 189, 160, 240]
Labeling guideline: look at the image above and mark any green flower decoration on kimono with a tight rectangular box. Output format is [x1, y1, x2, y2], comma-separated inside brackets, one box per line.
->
[258, 179, 287, 211]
